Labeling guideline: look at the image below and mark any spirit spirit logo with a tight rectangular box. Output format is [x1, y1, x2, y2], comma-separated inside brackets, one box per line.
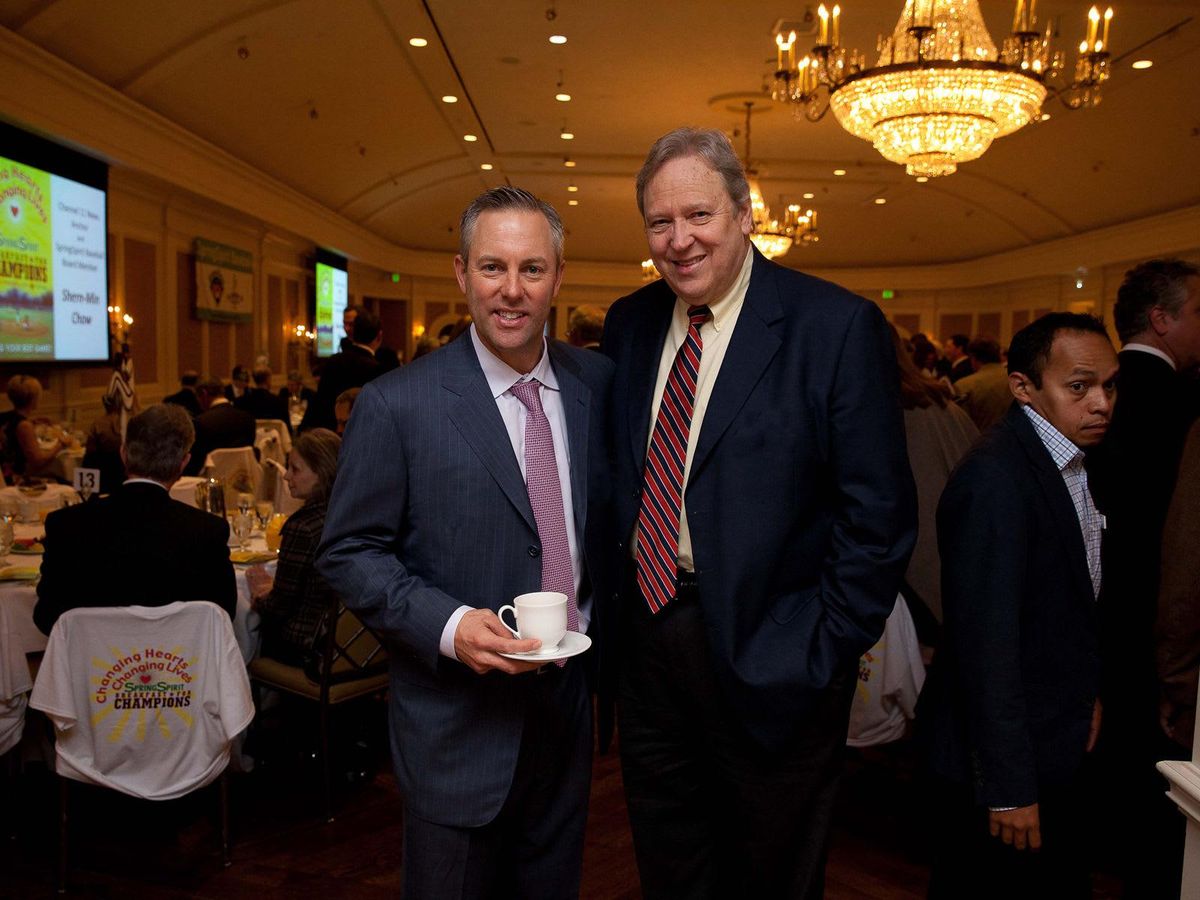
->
[90, 645, 196, 743]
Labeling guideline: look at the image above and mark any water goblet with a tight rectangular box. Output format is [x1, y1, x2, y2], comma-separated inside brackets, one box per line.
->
[231, 512, 253, 551]
[237, 492, 254, 517]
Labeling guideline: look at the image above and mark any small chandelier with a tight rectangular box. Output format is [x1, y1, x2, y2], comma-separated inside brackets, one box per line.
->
[738, 101, 820, 259]
[771, 1, 1113, 178]
[641, 258, 661, 281]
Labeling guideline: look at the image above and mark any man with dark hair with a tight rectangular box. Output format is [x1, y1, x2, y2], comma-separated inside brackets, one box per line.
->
[34, 404, 236, 634]
[603, 127, 915, 897]
[566, 305, 605, 349]
[234, 367, 289, 426]
[956, 337, 1010, 432]
[185, 376, 256, 475]
[319, 186, 613, 897]
[1087, 257, 1200, 897]
[944, 333, 973, 382]
[224, 364, 250, 402]
[921, 312, 1116, 897]
[163, 371, 202, 416]
[301, 307, 382, 431]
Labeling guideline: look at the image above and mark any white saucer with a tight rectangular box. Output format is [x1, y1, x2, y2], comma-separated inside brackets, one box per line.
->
[498, 630, 592, 663]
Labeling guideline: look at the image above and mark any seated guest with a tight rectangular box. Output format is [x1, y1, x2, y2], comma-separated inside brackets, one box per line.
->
[81, 393, 126, 495]
[163, 371, 202, 416]
[246, 428, 341, 664]
[224, 364, 250, 402]
[955, 338, 1011, 432]
[566, 304, 605, 349]
[235, 366, 290, 427]
[185, 376, 257, 475]
[278, 370, 316, 408]
[34, 404, 236, 635]
[0, 374, 69, 483]
[333, 387, 360, 436]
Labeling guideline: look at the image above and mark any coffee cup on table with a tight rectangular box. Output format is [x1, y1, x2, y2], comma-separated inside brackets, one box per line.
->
[498, 591, 568, 652]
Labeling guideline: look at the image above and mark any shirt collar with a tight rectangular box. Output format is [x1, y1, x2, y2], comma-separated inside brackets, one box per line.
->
[673, 242, 754, 334]
[470, 325, 559, 400]
[209, 396, 230, 407]
[122, 478, 169, 490]
[1122, 342, 1177, 371]
[1022, 404, 1085, 471]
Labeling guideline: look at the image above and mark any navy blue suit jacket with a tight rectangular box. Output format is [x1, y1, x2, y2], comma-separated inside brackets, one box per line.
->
[602, 247, 916, 752]
[317, 333, 614, 827]
[919, 403, 1101, 808]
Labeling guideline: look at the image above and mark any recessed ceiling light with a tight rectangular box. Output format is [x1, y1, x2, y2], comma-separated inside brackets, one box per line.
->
[563, 158, 576, 168]
[874, 197, 887, 205]
[463, 134, 478, 142]
[408, 37, 428, 47]
[916, 176, 929, 183]
[442, 95, 458, 104]
[561, 130, 575, 140]
[549, 34, 567, 44]
[833, 168, 847, 176]
[567, 184, 579, 192]
[480, 163, 493, 170]
[1039, 112, 1051, 121]
[568, 199, 579, 206]
[1132, 59, 1153, 70]
[555, 92, 572, 102]
[803, 192, 815, 199]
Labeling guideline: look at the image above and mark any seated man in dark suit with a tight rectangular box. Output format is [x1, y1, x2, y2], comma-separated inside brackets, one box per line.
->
[34, 403, 236, 634]
[234, 366, 290, 427]
[185, 377, 257, 475]
[300, 307, 382, 431]
[163, 370, 201, 416]
[920, 313, 1117, 898]
[277, 370, 316, 407]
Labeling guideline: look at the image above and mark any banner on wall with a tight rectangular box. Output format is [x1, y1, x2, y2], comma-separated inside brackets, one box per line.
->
[194, 238, 253, 322]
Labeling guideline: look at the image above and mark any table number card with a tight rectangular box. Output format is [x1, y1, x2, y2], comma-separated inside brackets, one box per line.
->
[73, 468, 100, 499]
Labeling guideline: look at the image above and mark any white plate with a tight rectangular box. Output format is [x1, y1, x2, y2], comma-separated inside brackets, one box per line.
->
[498, 630, 591, 663]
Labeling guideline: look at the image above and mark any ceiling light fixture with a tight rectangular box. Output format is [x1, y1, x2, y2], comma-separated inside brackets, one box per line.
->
[737, 100, 819, 259]
[1131, 59, 1153, 70]
[563, 157, 576, 167]
[874, 197, 887, 204]
[463, 134, 478, 142]
[770, 1, 1114, 178]
[916, 175, 929, 182]
[480, 163, 493, 170]
[833, 168, 847, 176]
[441, 95, 458, 104]
[568, 199, 579, 205]
[409, 37, 428, 47]
[556, 93, 572, 102]
[560, 128, 575, 140]
[567, 184, 579, 192]
[803, 191, 815, 199]
[549, 34, 567, 44]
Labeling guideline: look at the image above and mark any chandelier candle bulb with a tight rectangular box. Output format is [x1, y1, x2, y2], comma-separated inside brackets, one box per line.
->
[832, 7, 840, 47]
[1014, 0, 1024, 33]
[1086, 7, 1099, 50]
[1102, 8, 1112, 51]
[819, 5, 830, 45]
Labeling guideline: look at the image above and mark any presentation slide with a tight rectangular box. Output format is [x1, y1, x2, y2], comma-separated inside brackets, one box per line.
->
[0, 129, 108, 363]
[314, 253, 348, 358]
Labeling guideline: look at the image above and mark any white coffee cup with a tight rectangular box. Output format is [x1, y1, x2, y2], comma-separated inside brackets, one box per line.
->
[498, 591, 568, 652]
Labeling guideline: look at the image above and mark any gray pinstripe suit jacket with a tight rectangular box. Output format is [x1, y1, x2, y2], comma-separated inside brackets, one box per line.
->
[317, 332, 614, 827]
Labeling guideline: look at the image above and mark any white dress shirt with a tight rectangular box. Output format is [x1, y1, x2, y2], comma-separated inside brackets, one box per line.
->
[438, 327, 586, 659]
[1122, 342, 1177, 370]
[639, 243, 754, 572]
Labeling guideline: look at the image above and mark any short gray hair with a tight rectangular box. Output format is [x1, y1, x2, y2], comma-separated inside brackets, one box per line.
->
[124, 404, 196, 482]
[458, 186, 564, 264]
[1114, 259, 1200, 343]
[636, 128, 751, 219]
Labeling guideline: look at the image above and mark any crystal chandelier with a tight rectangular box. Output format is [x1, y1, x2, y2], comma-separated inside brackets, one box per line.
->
[771, 1, 1113, 177]
[738, 101, 819, 259]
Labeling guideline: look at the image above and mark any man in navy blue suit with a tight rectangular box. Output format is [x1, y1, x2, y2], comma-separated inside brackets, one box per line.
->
[601, 128, 915, 898]
[318, 187, 613, 899]
[921, 313, 1117, 897]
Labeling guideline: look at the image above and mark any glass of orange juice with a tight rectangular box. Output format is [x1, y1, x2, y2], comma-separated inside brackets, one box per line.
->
[264, 513, 288, 552]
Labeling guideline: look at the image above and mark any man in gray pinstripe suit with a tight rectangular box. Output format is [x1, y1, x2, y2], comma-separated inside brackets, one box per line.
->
[318, 187, 614, 899]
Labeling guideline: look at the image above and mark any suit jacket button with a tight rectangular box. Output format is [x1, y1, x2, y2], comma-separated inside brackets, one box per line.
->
[528, 545, 541, 558]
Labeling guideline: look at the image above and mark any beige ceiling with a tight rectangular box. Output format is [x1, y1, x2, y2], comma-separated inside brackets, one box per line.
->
[3, 0, 1199, 270]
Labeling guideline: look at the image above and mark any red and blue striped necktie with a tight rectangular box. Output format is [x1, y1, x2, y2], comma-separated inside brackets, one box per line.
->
[636, 304, 711, 613]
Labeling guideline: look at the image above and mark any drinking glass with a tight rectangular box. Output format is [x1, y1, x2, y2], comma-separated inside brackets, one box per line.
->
[0, 498, 17, 525]
[254, 500, 274, 531]
[231, 512, 253, 551]
[237, 492, 254, 516]
[264, 513, 288, 552]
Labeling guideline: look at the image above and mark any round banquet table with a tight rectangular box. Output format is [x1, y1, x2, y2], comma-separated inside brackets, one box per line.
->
[0, 484, 81, 523]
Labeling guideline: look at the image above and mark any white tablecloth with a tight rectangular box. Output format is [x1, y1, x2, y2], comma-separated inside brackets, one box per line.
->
[0, 484, 81, 523]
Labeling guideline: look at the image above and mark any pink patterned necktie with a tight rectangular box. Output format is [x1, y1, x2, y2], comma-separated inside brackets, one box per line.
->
[637, 304, 711, 613]
[509, 379, 579, 663]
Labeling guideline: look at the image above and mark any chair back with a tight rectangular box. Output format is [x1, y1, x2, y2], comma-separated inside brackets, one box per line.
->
[254, 428, 286, 470]
[256, 419, 292, 454]
[263, 458, 304, 514]
[29, 601, 254, 800]
[308, 601, 388, 688]
[203, 446, 263, 506]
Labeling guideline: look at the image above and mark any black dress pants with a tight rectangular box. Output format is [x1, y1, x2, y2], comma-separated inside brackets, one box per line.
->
[618, 592, 855, 900]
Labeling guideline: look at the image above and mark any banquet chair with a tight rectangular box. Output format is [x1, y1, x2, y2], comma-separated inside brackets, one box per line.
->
[203, 446, 263, 508]
[30, 601, 254, 891]
[255, 418, 292, 455]
[247, 599, 388, 822]
[262, 458, 304, 515]
[254, 428, 286, 470]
